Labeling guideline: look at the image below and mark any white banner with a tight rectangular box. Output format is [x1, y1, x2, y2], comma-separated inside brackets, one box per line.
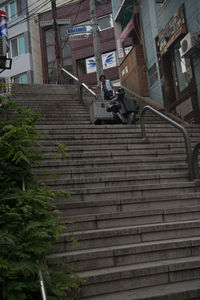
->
[86, 51, 117, 74]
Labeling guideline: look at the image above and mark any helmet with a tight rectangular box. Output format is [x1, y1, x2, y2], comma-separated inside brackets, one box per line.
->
[116, 88, 125, 95]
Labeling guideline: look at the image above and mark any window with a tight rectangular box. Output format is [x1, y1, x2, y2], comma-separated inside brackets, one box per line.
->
[148, 63, 158, 87]
[77, 58, 87, 76]
[45, 25, 72, 83]
[75, 14, 113, 31]
[13, 73, 28, 84]
[11, 35, 25, 57]
[9, 1, 17, 20]
[173, 42, 190, 92]
[98, 15, 113, 31]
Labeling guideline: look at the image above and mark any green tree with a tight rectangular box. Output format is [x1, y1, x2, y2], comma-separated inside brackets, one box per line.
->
[0, 96, 81, 299]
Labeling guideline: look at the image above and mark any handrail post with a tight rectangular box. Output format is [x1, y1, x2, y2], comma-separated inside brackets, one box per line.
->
[140, 105, 195, 180]
[192, 143, 200, 180]
[21, 177, 47, 300]
[39, 270, 47, 300]
[79, 83, 83, 103]
[61, 67, 97, 103]
[140, 109, 147, 140]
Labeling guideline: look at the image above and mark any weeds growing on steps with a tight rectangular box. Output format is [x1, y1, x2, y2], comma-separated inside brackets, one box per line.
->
[0, 95, 82, 300]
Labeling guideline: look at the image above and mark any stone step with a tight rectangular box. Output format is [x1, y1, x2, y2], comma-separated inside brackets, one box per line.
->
[34, 123, 200, 130]
[40, 172, 189, 190]
[49, 236, 200, 273]
[84, 279, 200, 300]
[62, 205, 200, 232]
[36, 120, 91, 125]
[36, 131, 200, 139]
[35, 155, 187, 168]
[8, 113, 90, 122]
[24, 108, 88, 113]
[12, 100, 83, 106]
[35, 127, 200, 136]
[57, 219, 200, 252]
[39, 148, 186, 160]
[34, 163, 188, 180]
[11, 94, 78, 101]
[11, 83, 77, 92]
[37, 115, 90, 120]
[78, 256, 200, 298]
[36, 136, 195, 145]
[60, 181, 198, 202]
[55, 192, 200, 217]
[37, 143, 187, 153]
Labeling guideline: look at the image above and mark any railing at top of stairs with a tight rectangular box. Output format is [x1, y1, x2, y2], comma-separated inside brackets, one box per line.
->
[61, 67, 97, 103]
[140, 105, 200, 181]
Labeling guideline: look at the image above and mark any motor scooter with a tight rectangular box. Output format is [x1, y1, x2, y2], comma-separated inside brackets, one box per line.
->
[105, 88, 139, 124]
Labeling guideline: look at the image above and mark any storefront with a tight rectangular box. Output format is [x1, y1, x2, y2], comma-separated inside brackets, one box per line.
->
[155, 4, 200, 123]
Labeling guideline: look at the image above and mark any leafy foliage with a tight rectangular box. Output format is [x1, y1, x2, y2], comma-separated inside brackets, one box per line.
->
[0, 95, 81, 299]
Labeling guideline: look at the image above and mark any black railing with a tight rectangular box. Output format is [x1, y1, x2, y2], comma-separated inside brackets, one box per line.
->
[140, 105, 196, 180]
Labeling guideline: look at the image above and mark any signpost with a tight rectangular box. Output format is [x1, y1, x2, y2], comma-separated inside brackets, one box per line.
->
[69, 34, 90, 41]
[67, 25, 92, 35]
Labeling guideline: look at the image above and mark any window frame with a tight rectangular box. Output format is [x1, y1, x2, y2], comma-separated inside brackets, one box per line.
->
[10, 34, 25, 57]
[9, 1, 17, 21]
[98, 14, 113, 31]
[75, 14, 113, 32]
[13, 73, 28, 84]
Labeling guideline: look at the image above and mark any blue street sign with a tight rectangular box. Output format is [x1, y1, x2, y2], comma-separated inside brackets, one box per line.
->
[67, 26, 91, 35]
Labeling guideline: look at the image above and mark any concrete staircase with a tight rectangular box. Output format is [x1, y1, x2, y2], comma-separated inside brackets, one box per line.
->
[11, 84, 200, 299]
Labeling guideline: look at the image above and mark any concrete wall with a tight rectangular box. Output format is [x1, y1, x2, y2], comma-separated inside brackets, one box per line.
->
[111, 0, 121, 20]
[1, 15, 31, 79]
[140, 0, 163, 104]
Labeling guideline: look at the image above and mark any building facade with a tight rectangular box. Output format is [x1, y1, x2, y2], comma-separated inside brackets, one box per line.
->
[38, 0, 119, 85]
[111, 0, 149, 97]
[141, 0, 200, 123]
[0, 0, 35, 83]
[113, 0, 200, 123]
[0, 0, 73, 84]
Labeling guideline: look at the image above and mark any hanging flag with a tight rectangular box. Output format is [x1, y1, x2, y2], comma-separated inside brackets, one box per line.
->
[0, 10, 8, 49]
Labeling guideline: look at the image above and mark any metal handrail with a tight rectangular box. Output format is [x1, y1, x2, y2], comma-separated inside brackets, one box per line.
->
[22, 177, 47, 300]
[61, 67, 97, 102]
[140, 105, 195, 180]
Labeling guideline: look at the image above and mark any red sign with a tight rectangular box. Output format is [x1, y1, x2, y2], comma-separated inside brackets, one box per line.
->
[120, 18, 134, 43]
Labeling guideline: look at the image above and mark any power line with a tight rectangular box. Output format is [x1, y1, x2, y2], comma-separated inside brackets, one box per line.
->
[7, 0, 51, 29]
[49, 0, 84, 81]
[6, 0, 48, 22]
[7, 0, 78, 28]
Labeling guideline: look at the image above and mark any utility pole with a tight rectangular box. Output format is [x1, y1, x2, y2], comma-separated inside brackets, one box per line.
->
[90, 0, 104, 84]
[51, 0, 61, 84]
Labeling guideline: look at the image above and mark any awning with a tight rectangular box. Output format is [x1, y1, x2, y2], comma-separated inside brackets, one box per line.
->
[119, 17, 134, 42]
[115, 0, 135, 23]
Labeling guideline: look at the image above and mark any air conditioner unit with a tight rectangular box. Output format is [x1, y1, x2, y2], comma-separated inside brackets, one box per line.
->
[180, 32, 200, 58]
[0, 36, 7, 57]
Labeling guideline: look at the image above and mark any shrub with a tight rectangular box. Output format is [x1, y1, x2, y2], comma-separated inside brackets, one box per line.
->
[0, 96, 81, 299]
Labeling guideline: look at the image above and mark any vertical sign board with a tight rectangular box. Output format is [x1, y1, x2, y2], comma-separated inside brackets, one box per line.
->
[117, 39, 124, 58]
